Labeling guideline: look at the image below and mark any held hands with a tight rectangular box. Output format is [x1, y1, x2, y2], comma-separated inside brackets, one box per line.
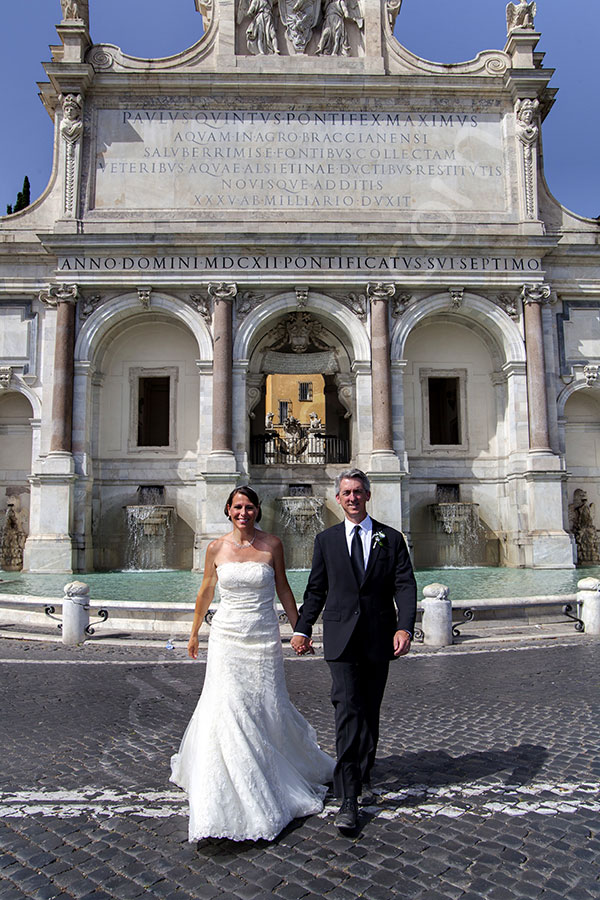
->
[393, 629, 412, 657]
[290, 634, 314, 656]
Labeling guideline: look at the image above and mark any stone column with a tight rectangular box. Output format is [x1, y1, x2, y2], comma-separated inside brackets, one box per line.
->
[197, 284, 240, 564]
[23, 284, 79, 573]
[46, 286, 79, 452]
[521, 284, 551, 452]
[208, 282, 237, 454]
[367, 282, 395, 453]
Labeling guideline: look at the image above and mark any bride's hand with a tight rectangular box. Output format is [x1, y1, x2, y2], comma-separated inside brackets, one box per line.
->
[188, 634, 199, 659]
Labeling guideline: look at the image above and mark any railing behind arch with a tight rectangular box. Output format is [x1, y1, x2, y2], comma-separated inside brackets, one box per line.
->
[250, 433, 349, 465]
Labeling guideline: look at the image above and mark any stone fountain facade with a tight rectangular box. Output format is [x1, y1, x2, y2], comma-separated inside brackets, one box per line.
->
[0, 1, 599, 571]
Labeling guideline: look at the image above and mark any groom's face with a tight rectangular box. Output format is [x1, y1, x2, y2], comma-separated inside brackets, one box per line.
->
[336, 477, 371, 522]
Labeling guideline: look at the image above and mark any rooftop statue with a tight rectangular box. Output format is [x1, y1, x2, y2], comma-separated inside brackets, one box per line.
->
[386, 0, 402, 29]
[279, 0, 321, 53]
[60, 0, 89, 27]
[506, 0, 536, 34]
[316, 0, 363, 57]
[238, 0, 281, 54]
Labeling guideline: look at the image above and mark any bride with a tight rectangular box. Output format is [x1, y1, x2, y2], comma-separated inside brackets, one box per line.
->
[170, 486, 335, 842]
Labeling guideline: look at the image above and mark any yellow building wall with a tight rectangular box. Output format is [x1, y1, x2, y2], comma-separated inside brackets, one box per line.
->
[265, 374, 326, 425]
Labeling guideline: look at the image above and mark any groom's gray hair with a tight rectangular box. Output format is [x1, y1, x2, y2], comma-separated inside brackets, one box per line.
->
[334, 468, 371, 494]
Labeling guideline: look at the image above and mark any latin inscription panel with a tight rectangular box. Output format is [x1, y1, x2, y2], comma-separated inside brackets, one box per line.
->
[94, 109, 507, 213]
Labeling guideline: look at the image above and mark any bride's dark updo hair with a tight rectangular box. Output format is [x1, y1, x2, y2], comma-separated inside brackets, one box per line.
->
[224, 485, 262, 522]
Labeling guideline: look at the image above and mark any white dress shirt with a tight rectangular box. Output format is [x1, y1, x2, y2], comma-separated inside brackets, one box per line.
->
[344, 514, 372, 571]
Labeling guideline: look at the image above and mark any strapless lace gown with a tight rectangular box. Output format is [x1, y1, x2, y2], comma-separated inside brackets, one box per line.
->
[170, 560, 335, 842]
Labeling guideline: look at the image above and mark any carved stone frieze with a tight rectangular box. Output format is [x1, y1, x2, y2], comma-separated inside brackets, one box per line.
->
[188, 293, 212, 321]
[366, 282, 396, 304]
[335, 374, 353, 419]
[520, 283, 551, 306]
[59, 94, 83, 218]
[194, 0, 213, 28]
[246, 374, 264, 419]
[79, 294, 103, 319]
[386, 0, 402, 29]
[39, 284, 79, 307]
[235, 291, 265, 320]
[279, 0, 320, 53]
[495, 293, 520, 320]
[0, 367, 14, 391]
[583, 365, 599, 387]
[295, 286, 309, 307]
[137, 287, 152, 309]
[265, 312, 331, 354]
[515, 98, 540, 221]
[316, 0, 363, 57]
[448, 287, 465, 310]
[238, 0, 280, 55]
[208, 282, 238, 303]
[391, 292, 413, 318]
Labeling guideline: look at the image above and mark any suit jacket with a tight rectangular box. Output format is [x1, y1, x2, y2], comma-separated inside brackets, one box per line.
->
[295, 519, 417, 662]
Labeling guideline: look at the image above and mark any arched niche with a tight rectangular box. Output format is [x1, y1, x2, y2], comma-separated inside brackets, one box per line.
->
[242, 299, 361, 468]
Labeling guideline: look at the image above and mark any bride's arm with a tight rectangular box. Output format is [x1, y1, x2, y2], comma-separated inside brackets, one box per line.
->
[188, 541, 219, 659]
[271, 537, 299, 630]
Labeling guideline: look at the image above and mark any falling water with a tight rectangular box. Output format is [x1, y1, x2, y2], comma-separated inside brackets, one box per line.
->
[429, 502, 488, 567]
[124, 486, 174, 570]
[279, 494, 325, 569]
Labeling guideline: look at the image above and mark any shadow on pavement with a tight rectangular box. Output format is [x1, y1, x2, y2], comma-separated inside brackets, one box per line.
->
[376, 742, 548, 791]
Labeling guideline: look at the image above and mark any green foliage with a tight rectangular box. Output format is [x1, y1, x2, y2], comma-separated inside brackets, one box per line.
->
[7, 175, 31, 215]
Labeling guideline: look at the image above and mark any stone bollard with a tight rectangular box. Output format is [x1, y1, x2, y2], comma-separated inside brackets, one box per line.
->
[62, 581, 90, 645]
[578, 577, 600, 635]
[421, 583, 453, 647]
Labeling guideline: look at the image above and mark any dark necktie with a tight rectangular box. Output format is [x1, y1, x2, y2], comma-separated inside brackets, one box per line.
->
[350, 524, 365, 584]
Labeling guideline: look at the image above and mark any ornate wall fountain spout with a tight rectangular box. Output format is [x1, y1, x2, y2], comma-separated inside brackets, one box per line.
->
[569, 489, 600, 566]
[124, 486, 174, 570]
[429, 501, 490, 567]
[278, 489, 325, 569]
[0, 504, 26, 572]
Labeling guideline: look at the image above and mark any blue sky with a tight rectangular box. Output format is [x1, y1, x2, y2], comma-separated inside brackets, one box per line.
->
[1, 0, 598, 218]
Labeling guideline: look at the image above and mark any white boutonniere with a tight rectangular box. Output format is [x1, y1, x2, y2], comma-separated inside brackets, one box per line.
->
[372, 530, 386, 548]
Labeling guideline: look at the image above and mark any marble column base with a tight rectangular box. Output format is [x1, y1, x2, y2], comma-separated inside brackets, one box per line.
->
[194, 462, 241, 570]
[366, 456, 406, 534]
[23, 452, 77, 573]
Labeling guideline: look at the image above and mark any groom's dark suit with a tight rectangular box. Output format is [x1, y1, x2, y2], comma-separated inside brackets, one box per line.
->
[295, 519, 417, 799]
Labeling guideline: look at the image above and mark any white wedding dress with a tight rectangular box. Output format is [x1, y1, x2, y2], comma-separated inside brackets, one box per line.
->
[170, 560, 335, 842]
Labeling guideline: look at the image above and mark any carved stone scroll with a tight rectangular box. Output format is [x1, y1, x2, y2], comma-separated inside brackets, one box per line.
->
[59, 94, 83, 218]
[39, 284, 79, 308]
[515, 98, 540, 221]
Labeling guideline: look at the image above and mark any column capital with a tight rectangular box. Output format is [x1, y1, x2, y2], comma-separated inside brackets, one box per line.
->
[520, 283, 551, 306]
[366, 282, 396, 304]
[39, 283, 79, 307]
[208, 282, 237, 303]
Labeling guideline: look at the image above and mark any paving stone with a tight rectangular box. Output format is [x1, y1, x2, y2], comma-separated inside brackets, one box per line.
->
[1, 642, 600, 900]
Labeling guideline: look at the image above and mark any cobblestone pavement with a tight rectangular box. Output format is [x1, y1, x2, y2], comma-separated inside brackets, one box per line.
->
[1, 636, 599, 899]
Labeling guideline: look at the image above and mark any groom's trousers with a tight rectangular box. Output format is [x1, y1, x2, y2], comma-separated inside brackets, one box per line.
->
[327, 626, 390, 799]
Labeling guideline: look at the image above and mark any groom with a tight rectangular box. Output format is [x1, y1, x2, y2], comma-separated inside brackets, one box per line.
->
[291, 469, 417, 831]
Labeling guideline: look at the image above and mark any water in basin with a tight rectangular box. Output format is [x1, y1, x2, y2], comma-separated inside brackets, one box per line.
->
[1, 566, 598, 605]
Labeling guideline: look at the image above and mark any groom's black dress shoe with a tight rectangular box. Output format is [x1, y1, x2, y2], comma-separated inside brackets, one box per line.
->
[335, 798, 358, 830]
